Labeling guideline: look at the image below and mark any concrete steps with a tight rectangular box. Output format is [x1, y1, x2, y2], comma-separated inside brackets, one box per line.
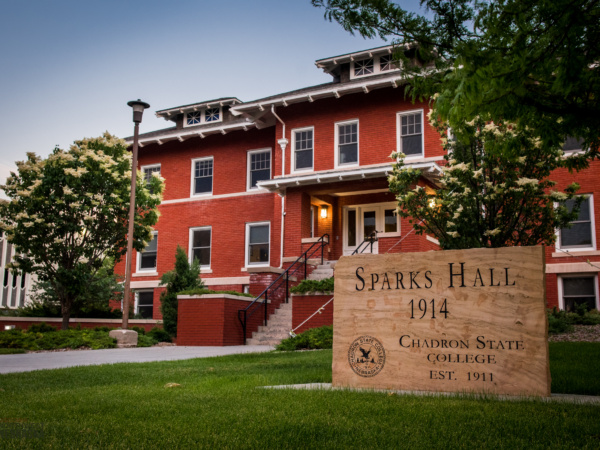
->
[308, 262, 335, 281]
[246, 302, 292, 346]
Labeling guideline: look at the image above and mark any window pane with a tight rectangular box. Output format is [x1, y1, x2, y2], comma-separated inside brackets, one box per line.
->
[248, 243, 269, 263]
[138, 291, 154, 305]
[561, 223, 592, 247]
[563, 277, 595, 296]
[250, 225, 269, 244]
[563, 137, 583, 152]
[347, 209, 356, 247]
[295, 150, 313, 170]
[385, 209, 397, 232]
[402, 135, 422, 155]
[193, 248, 210, 266]
[140, 253, 156, 270]
[363, 211, 376, 238]
[339, 143, 358, 164]
[355, 58, 374, 76]
[250, 151, 271, 187]
[205, 108, 220, 122]
[144, 235, 157, 252]
[193, 229, 210, 248]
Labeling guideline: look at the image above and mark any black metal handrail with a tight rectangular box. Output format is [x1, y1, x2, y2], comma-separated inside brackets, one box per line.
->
[238, 234, 330, 344]
[351, 230, 380, 255]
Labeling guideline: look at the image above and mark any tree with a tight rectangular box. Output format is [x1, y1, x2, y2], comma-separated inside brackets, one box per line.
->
[389, 116, 582, 249]
[160, 246, 204, 337]
[312, 0, 600, 158]
[0, 133, 164, 329]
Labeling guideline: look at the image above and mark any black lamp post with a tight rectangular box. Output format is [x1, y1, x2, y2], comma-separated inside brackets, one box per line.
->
[123, 99, 150, 329]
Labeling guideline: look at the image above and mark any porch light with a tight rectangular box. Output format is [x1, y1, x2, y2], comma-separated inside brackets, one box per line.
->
[320, 205, 328, 219]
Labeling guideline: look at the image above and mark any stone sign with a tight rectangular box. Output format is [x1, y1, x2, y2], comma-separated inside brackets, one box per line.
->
[332, 246, 550, 397]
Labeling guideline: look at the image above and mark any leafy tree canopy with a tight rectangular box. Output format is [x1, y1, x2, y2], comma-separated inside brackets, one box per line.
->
[313, 0, 600, 157]
[0, 132, 164, 329]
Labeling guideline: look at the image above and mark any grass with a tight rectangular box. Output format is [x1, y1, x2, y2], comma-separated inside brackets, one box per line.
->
[0, 343, 599, 448]
[549, 342, 600, 396]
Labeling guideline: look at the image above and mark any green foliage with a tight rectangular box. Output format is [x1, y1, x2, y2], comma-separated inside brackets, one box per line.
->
[131, 326, 146, 335]
[136, 334, 157, 347]
[0, 327, 117, 351]
[147, 327, 172, 343]
[160, 246, 204, 336]
[547, 307, 600, 334]
[389, 118, 582, 249]
[178, 288, 254, 298]
[550, 342, 600, 396]
[27, 322, 57, 333]
[313, 0, 600, 158]
[289, 277, 334, 294]
[0, 133, 164, 329]
[276, 325, 333, 351]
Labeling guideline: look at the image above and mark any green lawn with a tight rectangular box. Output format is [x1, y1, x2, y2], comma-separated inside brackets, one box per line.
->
[0, 344, 598, 448]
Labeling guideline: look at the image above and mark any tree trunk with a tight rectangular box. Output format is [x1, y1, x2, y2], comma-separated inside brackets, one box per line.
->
[61, 297, 72, 331]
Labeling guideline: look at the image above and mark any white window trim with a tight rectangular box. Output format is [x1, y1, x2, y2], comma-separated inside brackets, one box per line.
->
[334, 119, 359, 169]
[396, 109, 425, 159]
[246, 148, 272, 191]
[134, 290, 154, 317]
[190, 156, 214, 197]
[556, 194, 596, 252]
[291, 126, 314, 174]
[136, 231, 158, 273]
[183, 106, 223, 128]
[189, 226, 212, 269]
[245, 221, 270, 268]
[141, 163, 161, 175]
[342, 202, 401, 255]
[557, 273, 599, 311]
[350, 54, 398, 80]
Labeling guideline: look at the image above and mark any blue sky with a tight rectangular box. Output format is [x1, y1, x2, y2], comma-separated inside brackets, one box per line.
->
[0, 0, 424, 193]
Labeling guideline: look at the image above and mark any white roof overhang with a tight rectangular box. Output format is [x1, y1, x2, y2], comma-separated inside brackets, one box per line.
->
[315, 45, 396, 74]
[156, 98, 242, 120]
[256, 162, 442, 193]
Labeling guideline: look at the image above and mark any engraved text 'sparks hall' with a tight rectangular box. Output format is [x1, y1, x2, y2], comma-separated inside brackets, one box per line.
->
[332, 246, 550, 397]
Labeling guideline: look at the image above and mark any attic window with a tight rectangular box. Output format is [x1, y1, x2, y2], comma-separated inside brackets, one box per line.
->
[354, 59, 374, 76]
[184, 107, 223, 127]
[380, 55, 393, 71]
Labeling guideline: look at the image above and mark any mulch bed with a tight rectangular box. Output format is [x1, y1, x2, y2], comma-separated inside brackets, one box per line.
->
[548, 325, 600, 343]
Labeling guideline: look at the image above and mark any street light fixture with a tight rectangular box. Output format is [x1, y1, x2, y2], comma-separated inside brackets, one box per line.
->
[122, 99, 150, 330]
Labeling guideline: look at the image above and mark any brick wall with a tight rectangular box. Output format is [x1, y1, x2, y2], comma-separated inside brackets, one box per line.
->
[291, 294, 334, 333]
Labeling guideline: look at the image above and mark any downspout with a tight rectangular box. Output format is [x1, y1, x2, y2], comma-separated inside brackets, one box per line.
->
[272, 105, 288, 268]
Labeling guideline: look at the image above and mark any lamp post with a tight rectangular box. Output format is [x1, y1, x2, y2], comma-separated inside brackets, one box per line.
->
[122, 99, 150, 330]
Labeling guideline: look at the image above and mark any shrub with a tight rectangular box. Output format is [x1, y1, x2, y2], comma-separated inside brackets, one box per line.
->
[547, 307, 600, 334]
[290, 278, 334, 294]
[136, 334, 158, 347]
[276, 325, 333, 351]
[147, 327, 172, 343]
[27, 322, 57, 333]
[0, 328, 117, 351]
[131, 326, 146, 335]
[178, 288, 254, 298]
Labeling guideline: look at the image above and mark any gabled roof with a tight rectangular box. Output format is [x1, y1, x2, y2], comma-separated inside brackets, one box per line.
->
[156, 97, 242, 120]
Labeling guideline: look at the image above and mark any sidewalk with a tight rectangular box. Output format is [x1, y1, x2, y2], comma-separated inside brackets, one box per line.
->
[0, 345, 275, 374]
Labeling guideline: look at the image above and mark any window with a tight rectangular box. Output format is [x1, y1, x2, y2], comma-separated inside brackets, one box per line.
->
[136, 291, 154, 319]
[247, 149, 271, 190]
[559, 275, 598, 312]
[558, 195, 595, 251]
[351, 54, 398, 79]
[184, 107, 223, 127]
[354, 58, 374, 76]
[246, 222, 270, 266]
[141, 164, 161, 192]
[336, 120, 359, 167]
[189, 227, 211, 268]
[192, 157, 213, 196]
[397, 110, 424, 157]
[384, 208, 398, 233]
[137, 232, 157, 272]
[562, 137, 584, 153]
[292, 128, 313, 172]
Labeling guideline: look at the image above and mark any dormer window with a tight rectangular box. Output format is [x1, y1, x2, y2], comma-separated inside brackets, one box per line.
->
[354, 59, 374, 76]
[184, 107, 223, 127]
[351, 54, 398, 79]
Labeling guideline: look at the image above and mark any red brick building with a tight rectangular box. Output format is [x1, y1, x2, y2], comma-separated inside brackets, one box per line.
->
[118, 45, 599, 322]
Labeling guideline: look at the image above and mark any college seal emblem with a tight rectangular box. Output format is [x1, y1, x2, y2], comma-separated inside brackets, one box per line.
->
[348, 335, 386, 377]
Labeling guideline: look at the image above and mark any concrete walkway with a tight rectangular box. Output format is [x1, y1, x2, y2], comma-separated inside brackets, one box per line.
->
[0, 345, 275, 374]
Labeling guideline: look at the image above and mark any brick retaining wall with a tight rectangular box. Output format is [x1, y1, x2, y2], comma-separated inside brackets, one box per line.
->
[291, 293, 334, 334]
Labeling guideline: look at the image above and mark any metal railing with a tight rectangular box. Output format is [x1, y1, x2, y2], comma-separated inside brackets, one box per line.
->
[238, 234, 329, 344]
[351, 230, 380, 255]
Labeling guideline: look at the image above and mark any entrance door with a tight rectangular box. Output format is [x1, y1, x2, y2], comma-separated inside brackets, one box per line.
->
[343, 203, 400, 255]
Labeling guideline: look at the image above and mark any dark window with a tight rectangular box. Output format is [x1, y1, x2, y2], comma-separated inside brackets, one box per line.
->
[563, 137, 584, 152]
[294, 130, 313, 171]
[249, 151, 271, 188]
[560, 197, 593, 248]
[380, 55, 393, 71]
[191, 228, 211, 267]
[248, 224, 269, 265]
[400, 112, 423, 156]
[347, 209, 356, 247]
[187, 111, 202, 126]
[205, 107, 220, 122]
[338, 123, 358, 165]
[384, 209, 397, 233]
[194, 159, 213, 195]
[137, 291, 154, 319]
[355, 58, 374, 76]
[562, 277, 597, 312]
[139, 234, 157, 270]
